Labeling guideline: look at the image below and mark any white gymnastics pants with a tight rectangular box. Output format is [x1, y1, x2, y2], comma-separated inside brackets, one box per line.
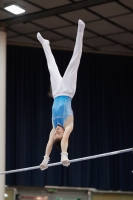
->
[40, 25, 84, 99]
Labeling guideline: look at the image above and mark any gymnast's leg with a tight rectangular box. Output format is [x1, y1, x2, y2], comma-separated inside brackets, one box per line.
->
[60, 20, 85, 165]
[61, 19, 85, 98]
[37, 33, 62, 98]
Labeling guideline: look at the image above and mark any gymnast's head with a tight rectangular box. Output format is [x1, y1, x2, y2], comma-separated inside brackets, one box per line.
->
[53, 125, 64, 149]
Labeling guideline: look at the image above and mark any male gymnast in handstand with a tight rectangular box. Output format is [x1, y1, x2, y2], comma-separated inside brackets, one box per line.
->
[37, 19, 85, 170]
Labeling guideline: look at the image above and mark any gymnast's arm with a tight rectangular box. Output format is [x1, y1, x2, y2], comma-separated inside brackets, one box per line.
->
[40, 128, 55, 170]
[61, 121, 73, 153]
[44, 128, 55, 157]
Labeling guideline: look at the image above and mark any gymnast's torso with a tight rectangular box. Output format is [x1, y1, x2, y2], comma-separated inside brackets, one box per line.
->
[52, 96, 73, 128]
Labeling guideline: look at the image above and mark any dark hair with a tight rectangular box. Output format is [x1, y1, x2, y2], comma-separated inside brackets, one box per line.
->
[54, 138, 61, 149]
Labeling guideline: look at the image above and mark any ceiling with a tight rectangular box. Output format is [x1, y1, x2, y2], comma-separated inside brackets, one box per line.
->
[0, 0, 133, 55]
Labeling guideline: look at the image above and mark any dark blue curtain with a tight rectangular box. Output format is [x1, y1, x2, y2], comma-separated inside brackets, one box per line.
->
[6, 45, 133, 191]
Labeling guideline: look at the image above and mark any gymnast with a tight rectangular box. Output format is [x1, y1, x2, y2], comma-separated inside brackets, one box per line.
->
[37, 19, 85, 170]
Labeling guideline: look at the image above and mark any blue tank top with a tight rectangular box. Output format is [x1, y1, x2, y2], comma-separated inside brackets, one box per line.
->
[52, 96, 73, 128]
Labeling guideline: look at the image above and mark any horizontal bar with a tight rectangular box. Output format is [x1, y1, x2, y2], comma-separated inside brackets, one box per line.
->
[0, 148, 132, 175]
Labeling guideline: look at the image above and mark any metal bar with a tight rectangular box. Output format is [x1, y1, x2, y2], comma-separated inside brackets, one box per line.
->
[0, 148, 132, 175]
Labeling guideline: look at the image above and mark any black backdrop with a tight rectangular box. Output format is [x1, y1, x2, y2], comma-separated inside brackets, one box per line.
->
[6, 45, 133, 190]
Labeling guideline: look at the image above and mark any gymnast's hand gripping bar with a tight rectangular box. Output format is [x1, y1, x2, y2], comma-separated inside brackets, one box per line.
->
[0, 148, 132, 175]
